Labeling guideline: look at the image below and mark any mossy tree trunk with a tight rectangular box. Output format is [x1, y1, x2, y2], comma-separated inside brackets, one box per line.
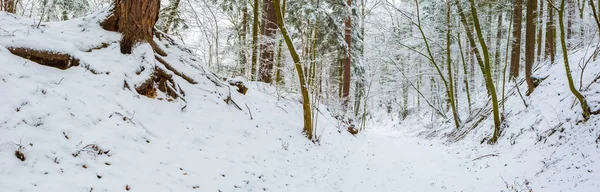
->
[468, 0, 502, 144]
[273, 0, 313, 140]
[556, 0, 591, 120]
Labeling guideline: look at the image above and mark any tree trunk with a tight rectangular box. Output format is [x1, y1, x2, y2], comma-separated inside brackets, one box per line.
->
[4, 0, 15, 13]
[589, 0, 600, 40]
[510, 0, 523, 78]
[447, 0, 459, 129]
[251, 0, 260, 80]
[546, 0, 556, 64]
[525, 0, 537, 94]
[275, 0, 287, 85]
[240, 2, 248, 75]
[259, 0, 276, 83]
[567, 0, 574, 41]
[493, 12, 503, 82]
[536, 0, 544, 62]
[273, 0, 313, 140]
[468, 0, 502, 144]
[101, 0, 160, 54]
[557, 0, 591, 120]
[342, 0, 352, 111]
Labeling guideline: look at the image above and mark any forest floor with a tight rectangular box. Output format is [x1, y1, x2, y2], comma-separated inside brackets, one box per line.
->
[1, 11, 599, 192]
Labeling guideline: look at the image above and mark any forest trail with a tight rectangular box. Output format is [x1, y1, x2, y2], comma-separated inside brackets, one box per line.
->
[338, 129, 494, 192]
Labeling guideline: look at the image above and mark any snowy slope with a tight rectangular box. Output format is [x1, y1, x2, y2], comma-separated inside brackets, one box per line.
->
[373, 44, 600, 190]
[0, 11, 357, 192]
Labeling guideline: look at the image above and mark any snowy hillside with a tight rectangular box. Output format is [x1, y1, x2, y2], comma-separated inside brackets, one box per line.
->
[1, 9, 600, 192]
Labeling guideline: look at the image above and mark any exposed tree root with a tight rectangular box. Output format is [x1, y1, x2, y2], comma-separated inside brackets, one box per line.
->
[154, 55, 196, 84]
[135, 66, 185, 100]
[7, 47, 79, 70]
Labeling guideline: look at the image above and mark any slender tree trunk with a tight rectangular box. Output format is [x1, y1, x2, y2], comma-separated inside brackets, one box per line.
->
[275, 0, 287, 85]
[457, 1, 486, 82]
[525, 0, 537, 94]
[259, 0, 277, 83]
[546, 0, 556, 64]
[457, 24, 472, 112]
[589, 0, 600, 40]
[447, 0, 459, 129]
[536, 0, 544, 62]
[493, 12, 503, 82]
[342, 0, 352, 111]
[557, 0, 591, 120]
[468, 0, 502, 144]
[240, 2, 249, 76]
[273, 0, 313, 139]
[510, 0, 523, 78]
[251, 0, 260, 80]
[567, 0, 574, 42]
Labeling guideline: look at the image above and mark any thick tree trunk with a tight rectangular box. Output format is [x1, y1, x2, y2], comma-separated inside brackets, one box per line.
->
[525, 0, 537, 94]
[510, 0, 523, 78]
[4, 0, 15, 13]
[259, 0, 277, 83]
[342, 0, 352, 111]
[101, 0, 160, 54]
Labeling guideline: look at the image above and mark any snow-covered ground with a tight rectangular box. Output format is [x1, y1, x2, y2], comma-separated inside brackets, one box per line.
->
[1, 11, 599, 192]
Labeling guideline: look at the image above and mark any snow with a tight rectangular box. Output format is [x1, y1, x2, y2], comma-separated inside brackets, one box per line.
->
[1, 11, 600, 192]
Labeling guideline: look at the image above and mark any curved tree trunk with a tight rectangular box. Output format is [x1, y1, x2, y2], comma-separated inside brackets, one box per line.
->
[101, 0, 160, 54]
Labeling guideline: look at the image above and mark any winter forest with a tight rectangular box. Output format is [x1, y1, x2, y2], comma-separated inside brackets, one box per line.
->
[1, 0, 600, 191]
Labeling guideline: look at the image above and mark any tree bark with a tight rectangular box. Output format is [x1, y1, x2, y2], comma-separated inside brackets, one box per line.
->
[342, 0, 352, 111]
[4, 0, 15, 13]
[259, 0, 277, 83]
[510, 0, 523, 78]
[240, 2, 248, 75]
[525, 0, 537, 94]
[536, 0, 544, 62]
[101, 0, 161, 54]
[546, 0, 556, 64]
[447, 0, 459, 129]
[251, 0, 260, 80]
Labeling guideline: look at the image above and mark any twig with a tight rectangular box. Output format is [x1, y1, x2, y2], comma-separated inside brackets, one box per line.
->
[472, 153, 499, 161]
[245, 103, 253, 120]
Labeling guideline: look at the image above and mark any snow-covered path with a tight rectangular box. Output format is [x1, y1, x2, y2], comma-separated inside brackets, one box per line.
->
[335, 130, 475, 192]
